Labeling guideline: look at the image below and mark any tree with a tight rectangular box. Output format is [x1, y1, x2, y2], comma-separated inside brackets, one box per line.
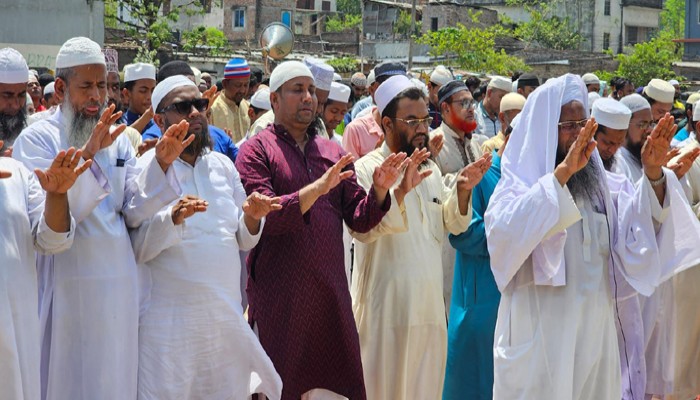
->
[393, 10, 421, 40]
[336, 0, 361, 16]
[506, 0, 584, 50]
[658, 0, 685, 57]
[595, 37, 681, 87]
[325, 14, 362, 32]
[181, 26, 229, 57]
[326, 56, 358, 73]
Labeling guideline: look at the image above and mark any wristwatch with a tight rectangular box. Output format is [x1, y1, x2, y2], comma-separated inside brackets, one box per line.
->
[648, 172, 666, 187]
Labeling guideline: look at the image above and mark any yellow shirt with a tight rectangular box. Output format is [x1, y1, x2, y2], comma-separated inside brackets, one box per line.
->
[209, 95, 250, 143]
[481, 131, 506, 155]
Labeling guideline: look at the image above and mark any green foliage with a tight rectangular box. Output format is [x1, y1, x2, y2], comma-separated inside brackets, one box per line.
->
[325, 14, 362, 32]
[658, 0, 685, 58]
[417, 22, 528, 75]
[336, 0, 361, 16]
[505, 0, 583, 50]
[326, 56, 358, 73]
[182, 26, 229, 56]
[393, 10, 421, 39]
[597, 37, 681, 87]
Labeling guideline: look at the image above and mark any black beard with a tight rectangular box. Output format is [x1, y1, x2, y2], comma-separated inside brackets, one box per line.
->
[164, 116, 211, 158]
[398, 131, 429, 166]
[601, 155, 616, 171]
[626, 140, 643, 163]
[0, 109, 27, 149]
[556, 144, 602, 204]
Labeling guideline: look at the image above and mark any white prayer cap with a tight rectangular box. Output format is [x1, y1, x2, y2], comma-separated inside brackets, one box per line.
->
[411, 77, 429, 98]
[191, 66, 202, 86]
[367, 69, 376, 86]
[668, 79, 680, 86]
[44, 82, 55, 95]
[0, 48, 29, 84]
[376, 75, 414, 115]
[500, 93, 526, 113]
[687, 92, 700, 106]
[333, 72, 341, 82]
[28, 73, 39, 83]
[582, 73, 600, 85]
[430, 65, 453, 86]
[123, 63, 156, 83]
[693, 100, 700, 121]
[588, 92, 601, 111]
[55, 37, 106, 69]
[620, 93, 651, 113]
[250, 87, 272, 110]
[152, 75, 197, 112]
[643, 79, 675, 104]
[328, 82, 351, 103]
[487, 76, 512, 92]
[269, 61, 314, 92]
[303, 57, 334, 91]
[592, 98, 632, 130]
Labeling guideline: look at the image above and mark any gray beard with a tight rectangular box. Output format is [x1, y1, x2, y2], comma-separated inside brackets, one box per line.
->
[568, 160, 603, 205]
[0, 109, 27, 151]
[63, 92, 106, 148]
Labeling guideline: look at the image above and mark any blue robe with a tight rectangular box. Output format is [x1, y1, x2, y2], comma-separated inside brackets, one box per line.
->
[142, 124, 239, 163]
[443, 151, 501, 400]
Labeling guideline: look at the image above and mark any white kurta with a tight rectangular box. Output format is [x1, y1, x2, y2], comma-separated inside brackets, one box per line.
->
[131, 150, 282, 400]
[350, 144, 471, 399]
[12, 108, 181, 400]
[0, 157, 74, 400]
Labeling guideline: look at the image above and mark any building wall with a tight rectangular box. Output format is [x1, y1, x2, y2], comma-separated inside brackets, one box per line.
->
[170, 0, 225, 32]
[685, 0, 700, 59]
[224, 0, 258, 42]
[258, 0, 297, 36]
[362, 3, 402, 41]
[422, 3, 497, 33]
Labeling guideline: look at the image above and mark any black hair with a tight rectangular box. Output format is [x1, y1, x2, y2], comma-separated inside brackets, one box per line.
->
[511, 71, 523, 82]
[250, 66, 264, 84]
[157, 61, 194, 83]
[43, 92, 53, 103]
[250, 105, 266, 114]
[381, 87, 424, 120]
[465, 76, 481, 92]
[39, 73, 54, 87]
[123, 81, 136, 91]
[614, 78, 631, 92]
[249, 74, 259, 87]
[641, 92, 658, 107]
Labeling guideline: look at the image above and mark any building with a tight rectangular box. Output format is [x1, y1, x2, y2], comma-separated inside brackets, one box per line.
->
[463, 0, 663, 53]
[422, 1, 497, 33]
[682, 0, 700, 60]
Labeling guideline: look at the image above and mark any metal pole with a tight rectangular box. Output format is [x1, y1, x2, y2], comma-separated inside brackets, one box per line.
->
[407, 0, 417, 70]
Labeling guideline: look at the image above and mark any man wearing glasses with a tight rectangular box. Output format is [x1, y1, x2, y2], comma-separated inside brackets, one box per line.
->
[352, 74, 491, 399]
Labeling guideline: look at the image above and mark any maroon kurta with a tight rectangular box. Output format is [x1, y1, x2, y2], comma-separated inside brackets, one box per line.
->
[235, 124, 389, 400]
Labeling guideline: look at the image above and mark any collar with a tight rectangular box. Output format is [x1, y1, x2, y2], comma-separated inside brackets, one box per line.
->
[479, 101, 496, 121]
[271, 122, 317, 147]
[221, 95, 246, 110]
[440, 121, 468, 141]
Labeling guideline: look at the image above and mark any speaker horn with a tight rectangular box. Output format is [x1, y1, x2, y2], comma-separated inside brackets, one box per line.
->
[260, 22, 294, 61]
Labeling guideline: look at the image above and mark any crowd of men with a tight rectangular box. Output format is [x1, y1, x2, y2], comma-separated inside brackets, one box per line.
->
[1, 35, 700, 400]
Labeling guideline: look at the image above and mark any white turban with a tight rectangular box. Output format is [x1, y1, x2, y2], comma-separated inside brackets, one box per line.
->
[303, 57, 334, 91]
[592, 98, 632, 130]
[250, 87, 272, 110]
[500, 93, 526, 113]
[620, 93, 651, 114]
[375, 75, 414, 115]
[269, 61, 314, 92]
[56, 37, 106, 69]
[488, 76, 513, 93]
[152, 75, 197, 112]
[582, 73, 600, 85]
[644, 79, 675, 104]
[0, 48, 29, 84]
[430, 65, 453, 86]
[44, 82, 55, 95]
[328, 82, 351, 103]
[124, 63, 156, 83]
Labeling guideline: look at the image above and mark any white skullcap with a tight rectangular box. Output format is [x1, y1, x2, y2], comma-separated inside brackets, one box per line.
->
[487, 76, 512, 92]
[411, 77, 429, 98]
[588, 92, 601, 112]
[693, 100, 700, 121]
[592, 98, 632, 130]
[303, 57, 334, 91]
[328, 82, 351, 103]
[44, 81, 55, 95]
[270, 61, 314, 92]
[0, 48, 29, 84]
[582, 73, 600, 85]
[250, 87, 272, 110]
[367, 69, 376, 86]
[28, 73, 38, 83]
[620, 93, 651, 114]
[333, 72, 341, 82]
[124, 63, 156, 83]
[55, 37, 106, 69]
[152, 75, 197, 112]
[191, 66, 201, 86]
[500, 92, 526, 113]
[376, 75, 414, 115]
[644, 79, 675, 103]
[687, 92, 700, 106]
[430, 65, 453, 86]
[668, 79, 680, 86]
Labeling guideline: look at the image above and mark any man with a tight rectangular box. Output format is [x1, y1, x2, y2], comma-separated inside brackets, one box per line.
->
[516, 72, 539, 98]
[474, 76, 512, 139]
[465, 76, 481, 95]
[342, 62, 406, 158]
[350, 69, 377, 120]
[130, 75, 283, 400]
[12, 36, 194, 400]
[209, 57, 251, 142]
[582, 72, 601, 93]
[484, 73, 700, 399]
[235, 60, 410, 399]
[323, 81, 351, 144]
[674, 93, 700, 147]
[669, 79, 684, 111]
[0, 48, 29, 156]
[248, 86, 271, 128]
[482, 92, 526, 154]
[27, 82, 61, 126]
[642, 79, 675, 122]
[427, 65, 453, 129]
[349, 71, 367, 107]
[104, 61, 142, 152]
[351, 75, 490, 399]
[612, 77, 635, 100]
[121, 62, 157, 135]
[592, 98, 632, 172]
[303, 57, 335, 114]
[247, 66, 263, 99]
[27, 72, 45, 112]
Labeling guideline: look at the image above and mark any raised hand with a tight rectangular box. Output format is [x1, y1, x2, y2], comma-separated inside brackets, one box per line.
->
[554, 117, 598, 186]
[372, 152, 407, 193]
[35, 147, 92, 194]
[155, 120, 195, 172]
[0, 141, 11, 179]
[1, 145, 12, 158]
[171, 195, 208, 225]
[429, 133, 444, 159]
[224, 128, 234, 140]
[457, 152, 492, 192]
[642, 113, 676, 179]
[663, 148, 681, 165]
[130, 106, 154, 133]
[243, 192, 282, 221]
[397, 148, 433, 196]
[137, 138, 158, 157]
[667, 147, 700, 179]
[82, 104, 126, 160]
[315, 153, 355, 196]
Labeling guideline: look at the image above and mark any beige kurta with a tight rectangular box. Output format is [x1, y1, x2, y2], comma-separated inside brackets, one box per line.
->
[481, 131, 506, 155]
[209, 95, 250, 143]
[350, 144, 471, 399]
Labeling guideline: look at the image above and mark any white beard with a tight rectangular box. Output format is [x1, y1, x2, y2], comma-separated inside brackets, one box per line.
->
[63, 91, 106, 149]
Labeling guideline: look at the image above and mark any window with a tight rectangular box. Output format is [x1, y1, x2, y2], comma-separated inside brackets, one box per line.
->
[625, 25, 638, 45]
[233, 8, 245, 28]
[604, 0, 610, 16]
[431, 17, 438, 31]
[322, 1, 331, 11]
[603, 32, 610, 50]
[281, 10, 292, 27]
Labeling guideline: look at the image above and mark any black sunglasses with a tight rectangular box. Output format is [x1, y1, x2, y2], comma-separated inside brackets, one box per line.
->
[160, 98, 209, 115]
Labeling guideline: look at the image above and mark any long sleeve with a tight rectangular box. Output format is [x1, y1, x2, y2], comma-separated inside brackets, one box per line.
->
[449, 182, 488, 258]
[441, 180, 472, 236]
[231, 165, 264, 251]
[129, 206, 183, 264]
[341, 123, 363, 159]
[24, 166, 75, 254]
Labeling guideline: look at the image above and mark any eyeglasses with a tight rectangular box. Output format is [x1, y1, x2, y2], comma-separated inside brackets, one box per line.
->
[393, 116, 433, 129]
[557, 119, 589, 131]
[450, 99, 476, 110]
[27, 82, 40, 88]
[160, 98, 209, 115]
[635, 121, 657, 130]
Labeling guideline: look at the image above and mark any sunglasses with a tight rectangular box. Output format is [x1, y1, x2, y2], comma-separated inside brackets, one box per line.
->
[160, 98, 209, 115]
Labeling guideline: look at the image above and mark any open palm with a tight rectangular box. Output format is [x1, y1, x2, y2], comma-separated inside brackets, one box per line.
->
[35, 147, 92, 194]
